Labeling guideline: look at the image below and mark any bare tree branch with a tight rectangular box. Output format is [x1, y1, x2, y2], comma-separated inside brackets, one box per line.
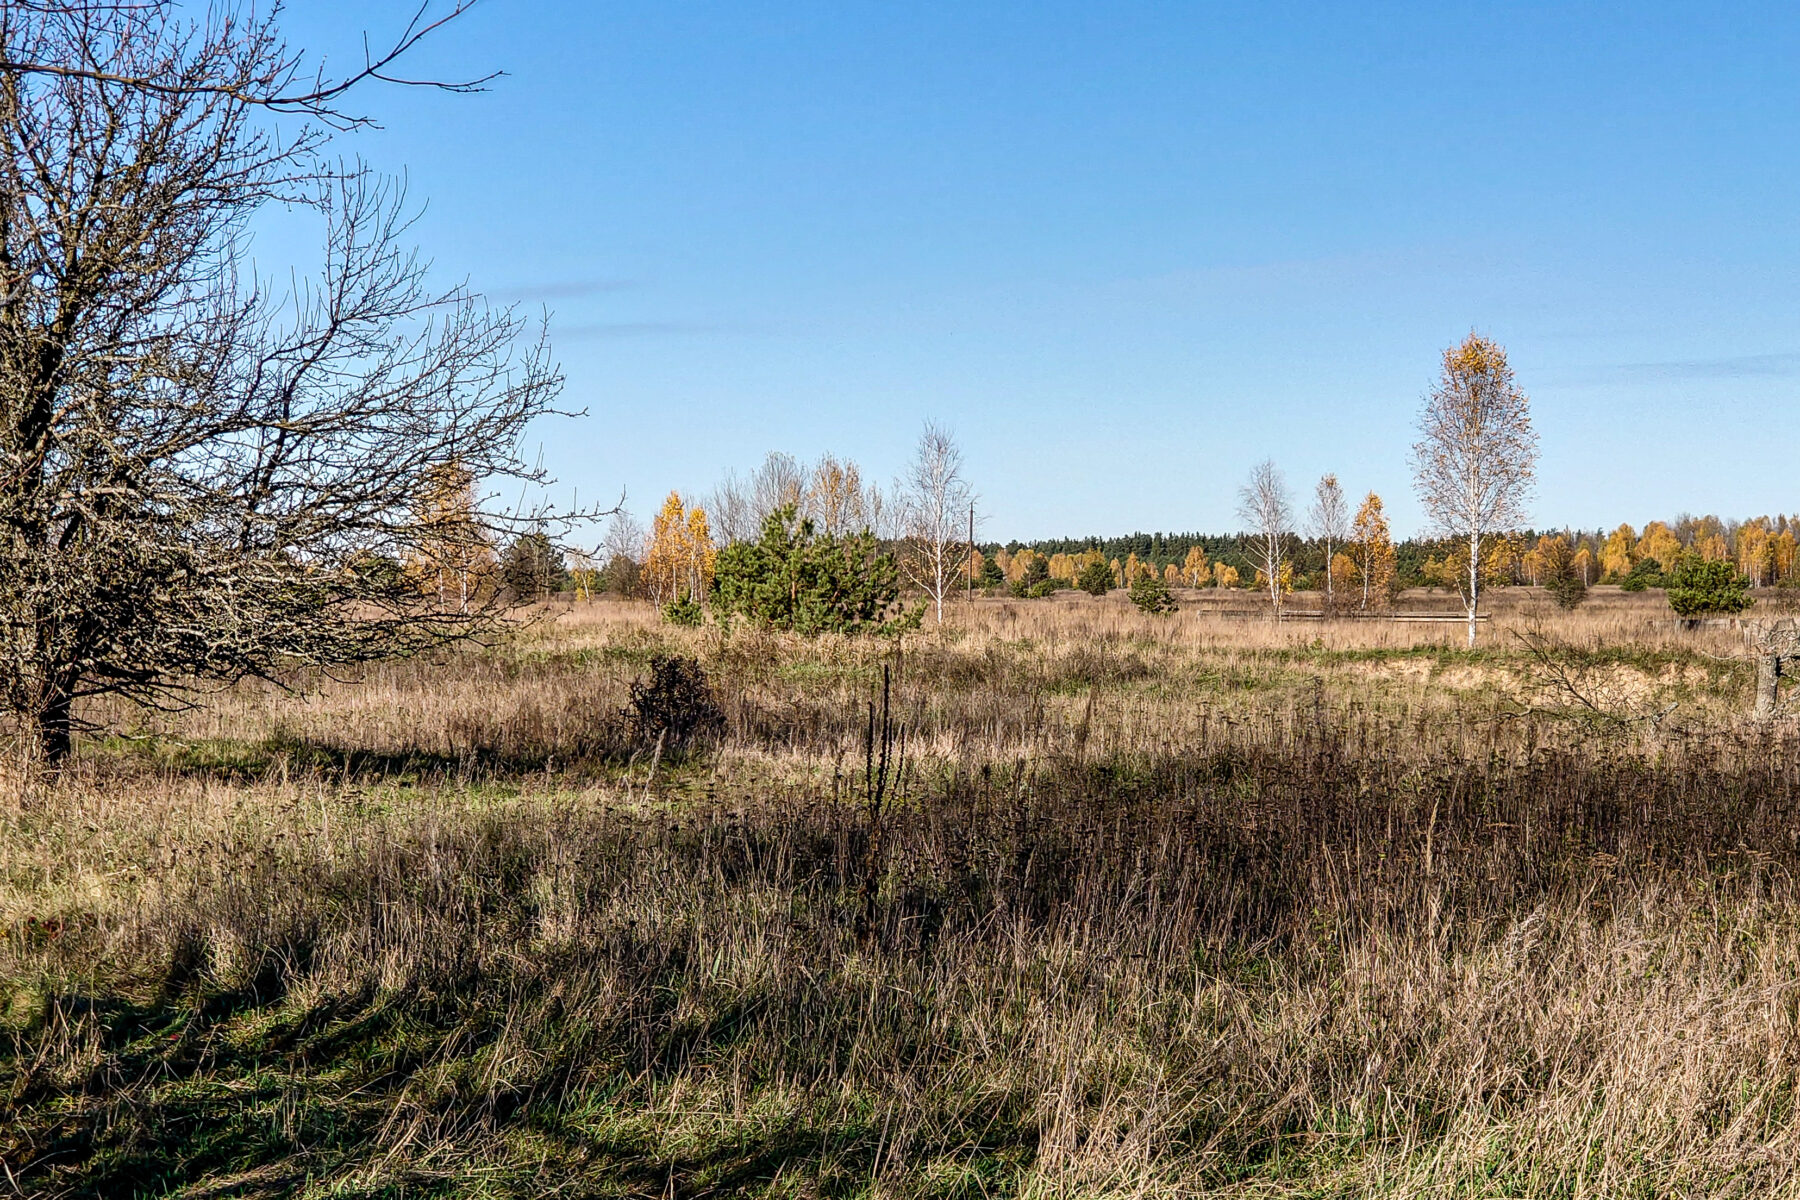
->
[0, 1, 497, 129]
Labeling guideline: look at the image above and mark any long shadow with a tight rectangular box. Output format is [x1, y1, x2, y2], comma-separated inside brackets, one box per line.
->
[95, 732, 648, 787]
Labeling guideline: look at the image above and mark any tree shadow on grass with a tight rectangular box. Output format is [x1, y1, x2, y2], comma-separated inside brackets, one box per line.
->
[91, 731, 644, 788]
[2, 974, 1037, 1200]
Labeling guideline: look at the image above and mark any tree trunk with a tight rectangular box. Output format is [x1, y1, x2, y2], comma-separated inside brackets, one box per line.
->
[1323, 537, 1333, 614]
[1753, 651, 1782, 722]
[36, 688, 74, 765]
[1467, 531, 1481, 649]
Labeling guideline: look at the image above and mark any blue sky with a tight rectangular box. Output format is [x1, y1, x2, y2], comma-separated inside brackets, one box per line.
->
[272, 1, 1800, 539]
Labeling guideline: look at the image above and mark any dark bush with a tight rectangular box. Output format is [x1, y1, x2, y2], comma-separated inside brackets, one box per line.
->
[625, 655, 725, 748]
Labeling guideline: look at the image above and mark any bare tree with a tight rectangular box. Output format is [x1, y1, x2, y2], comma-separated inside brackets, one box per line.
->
[805, 453, 867, 536]
[0, 3, 570, 762]
[1411, 333, 1539, 647]
[0, 1, 496, 129]
[749, 452, 805, 531]
[703, 471, 754, 545]
[899, 422, 974, 624]
[1237, 460, 1294, 619]
[603, 508, 646, 567]
[1307, 473, 1349, 614]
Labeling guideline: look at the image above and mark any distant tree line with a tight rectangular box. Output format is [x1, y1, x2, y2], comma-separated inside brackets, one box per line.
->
[980, 516, 1800, 594]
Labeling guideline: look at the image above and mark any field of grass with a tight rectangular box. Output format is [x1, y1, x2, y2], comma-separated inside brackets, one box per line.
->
[4, 587, 1800, 1197]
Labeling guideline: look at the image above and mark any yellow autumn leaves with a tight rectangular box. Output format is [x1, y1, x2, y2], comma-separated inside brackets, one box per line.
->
[644, 492, 717, 604]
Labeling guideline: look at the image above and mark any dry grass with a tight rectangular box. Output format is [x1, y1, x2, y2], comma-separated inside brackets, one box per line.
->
[3, 590, 1799, 1197]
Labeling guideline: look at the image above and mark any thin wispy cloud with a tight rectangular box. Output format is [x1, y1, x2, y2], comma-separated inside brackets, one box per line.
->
[1553, 352, 1800, 387]
[488, 278, 639, 303]
[552, 320, 749, 341]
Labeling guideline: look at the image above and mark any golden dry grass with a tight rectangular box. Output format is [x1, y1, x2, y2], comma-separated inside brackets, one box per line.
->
[2, 588, 1798, 1197]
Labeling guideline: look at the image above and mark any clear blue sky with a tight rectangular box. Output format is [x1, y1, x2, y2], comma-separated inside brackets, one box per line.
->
[273, 1, 1800, 539]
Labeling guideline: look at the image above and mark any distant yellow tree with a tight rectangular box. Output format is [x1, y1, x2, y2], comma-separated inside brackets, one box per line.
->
[685, 506, 716, 600]
[1521, 536, 1550, 586]
[1253, 563, 1295, 596]
[1697, 532, 1729, 563]
[1328, 552, 1357, 598]
[1110, 557, 1123, 586]
[1049, 552, 1076, 582]
[1600, 524, 1636, 579]
[1350, 492, 1396, 610]
[1214, 564, 1241, 589]
[806, 454, 866, 536]
[644, 492, 715, 604]
[1737, 521, 1770, 586]
[408, 461, 494, 613]
[1182, 545, 1211, 587]
[1163, 562, 1181, 587]
[1488, 534, 1526, 585]
[1774, 531, 1798, 585]
[1636, 521, 1682, 569]
[1572, 546, 1595, 585]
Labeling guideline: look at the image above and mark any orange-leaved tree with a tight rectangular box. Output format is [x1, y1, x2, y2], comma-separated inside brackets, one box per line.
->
[1350, 492, 1396, 611]
[644, 492, 715, 605]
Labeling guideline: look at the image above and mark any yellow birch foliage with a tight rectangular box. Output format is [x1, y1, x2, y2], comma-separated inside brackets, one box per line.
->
[806, 455, 864, 536]
[1350, 492, 1396, 610]
[1328, 552, 1357, 597]
[1253, 563, 1294, 595]
[645, 492, 715, 604]
[685, 507, 716, 599]
[1774, 532, 1798, 585]
[1738, 521, 1773, 586]
[1600, 524, 1636, 579]
[408, 461, 494, 611]
[1182, 545, 1211, 586]
[1637, 522, 1682, 569]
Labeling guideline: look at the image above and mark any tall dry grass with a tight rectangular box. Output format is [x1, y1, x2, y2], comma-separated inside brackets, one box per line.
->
[2, 593, 1797, 1196]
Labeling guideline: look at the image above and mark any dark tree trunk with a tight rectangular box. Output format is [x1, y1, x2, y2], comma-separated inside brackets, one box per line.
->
[36, 689, 74, 764]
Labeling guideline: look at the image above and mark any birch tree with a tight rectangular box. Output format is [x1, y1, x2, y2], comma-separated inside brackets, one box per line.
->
[1350, 493, 1395, 611]
[1237, 459, 1293, 619]
[1411, 333, 1538, 647]
[1307, 473, 1350, 613]
[899, 422, 974, 624]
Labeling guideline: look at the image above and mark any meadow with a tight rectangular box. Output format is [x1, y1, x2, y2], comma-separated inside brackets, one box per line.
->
[3, 587, 1799, 1198]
